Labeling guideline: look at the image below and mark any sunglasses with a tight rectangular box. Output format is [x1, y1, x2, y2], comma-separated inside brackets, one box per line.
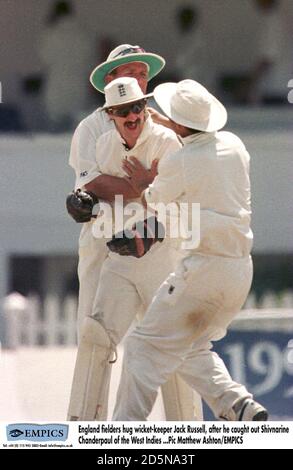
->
[107, 99, 147, 118]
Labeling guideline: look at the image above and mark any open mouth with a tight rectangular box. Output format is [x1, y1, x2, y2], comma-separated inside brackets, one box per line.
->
[125, 119, 141, 130]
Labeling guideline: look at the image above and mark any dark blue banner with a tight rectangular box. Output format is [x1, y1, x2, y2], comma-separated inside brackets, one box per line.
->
[204, 330, 293, 420]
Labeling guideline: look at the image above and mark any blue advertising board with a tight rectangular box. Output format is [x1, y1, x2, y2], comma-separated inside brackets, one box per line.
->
[203, 330, 293, 420]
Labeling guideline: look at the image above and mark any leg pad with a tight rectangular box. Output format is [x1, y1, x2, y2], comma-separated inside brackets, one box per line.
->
[67, 316, 113, 420]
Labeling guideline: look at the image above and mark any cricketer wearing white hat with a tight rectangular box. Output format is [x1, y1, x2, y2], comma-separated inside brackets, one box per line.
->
[101, 75, 153, 110]
[153, 79, 227, 132]
[69, 44, 163, 338]
[67, 55, 203, 420]
[113, 79, 268, 422]
[90, 44, 165, 93]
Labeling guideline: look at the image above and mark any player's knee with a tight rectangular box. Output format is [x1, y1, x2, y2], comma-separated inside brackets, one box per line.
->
[80, 315, 112, 348]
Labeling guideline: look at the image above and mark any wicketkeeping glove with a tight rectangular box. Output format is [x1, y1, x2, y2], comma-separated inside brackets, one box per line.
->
[66, 188, 99, 223]
[106, 216, 165, 258]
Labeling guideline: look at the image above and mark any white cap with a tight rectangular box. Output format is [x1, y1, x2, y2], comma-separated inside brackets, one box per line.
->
[154, 79, 227, 132]
[102, 77, 153, 109]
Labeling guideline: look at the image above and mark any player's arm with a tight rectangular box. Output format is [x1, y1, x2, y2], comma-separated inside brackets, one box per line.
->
[66, 175, 140, 223]
[67, 119, 140, 222]
[122, 158, 159, 194]
[84, 174, 139, 202]
[142, 150, 185, 207]
[147, 107, 174, 131]
[66, 173, 141, 224]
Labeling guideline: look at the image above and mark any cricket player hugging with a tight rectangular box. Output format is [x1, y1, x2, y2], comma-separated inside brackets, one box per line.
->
[67, 76, 202, 421]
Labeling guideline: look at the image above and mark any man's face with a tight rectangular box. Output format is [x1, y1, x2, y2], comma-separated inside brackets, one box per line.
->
[105, 62, 148, 93]
[107, 99, 147, 148]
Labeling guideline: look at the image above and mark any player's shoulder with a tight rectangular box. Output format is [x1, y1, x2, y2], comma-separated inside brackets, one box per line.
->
[217, 130, 246, 150]
[150, 120, 179, 141]
[76, 108, 101, 130]
[74, 108, 112, 138]
[159, 136, 183, 166]
[96, 127, 116, 147]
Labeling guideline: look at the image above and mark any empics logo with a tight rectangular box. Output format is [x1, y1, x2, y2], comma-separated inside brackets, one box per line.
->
[8, 429, 24, 438]
[6, 424, 68, 442]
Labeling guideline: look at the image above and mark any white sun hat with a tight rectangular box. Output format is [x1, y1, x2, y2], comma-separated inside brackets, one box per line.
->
[153, 79, 227, 132]
[101, 77, 153, 110]
[90, 44, 165, 93]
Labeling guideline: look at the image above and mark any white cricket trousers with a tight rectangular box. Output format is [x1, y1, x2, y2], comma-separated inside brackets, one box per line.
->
[113, 254, 254, 421]
[92, 241, 181, 346]
[91, 242, 201, 420]
[74, 228, 201, 420]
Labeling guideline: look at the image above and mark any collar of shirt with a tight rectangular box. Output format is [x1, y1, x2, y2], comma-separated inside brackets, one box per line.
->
[181, 131, 216, 145]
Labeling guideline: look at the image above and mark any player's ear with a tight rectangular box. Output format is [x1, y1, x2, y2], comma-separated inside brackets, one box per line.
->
[105, 110, 115, 121]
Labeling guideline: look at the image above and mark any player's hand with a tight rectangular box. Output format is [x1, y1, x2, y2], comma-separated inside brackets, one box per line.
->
[122, 157, 158, 193]
[66, 189, 99, 223]
[106, 216, 165, 258]
[147, 107, 174, 130]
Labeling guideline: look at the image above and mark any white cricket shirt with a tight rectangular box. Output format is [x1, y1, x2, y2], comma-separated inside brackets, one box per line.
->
[69, 107, 114, 189]
[145, 131, 253, 258]
[91, 114, 181, 236]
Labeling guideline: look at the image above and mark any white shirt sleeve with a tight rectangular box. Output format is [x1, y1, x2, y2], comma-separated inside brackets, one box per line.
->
[69, 111, 112, 189]
[144, 149, 184, 205]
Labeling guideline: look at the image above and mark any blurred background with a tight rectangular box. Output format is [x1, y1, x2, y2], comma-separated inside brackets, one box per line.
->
[0, 0, 292, 421]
